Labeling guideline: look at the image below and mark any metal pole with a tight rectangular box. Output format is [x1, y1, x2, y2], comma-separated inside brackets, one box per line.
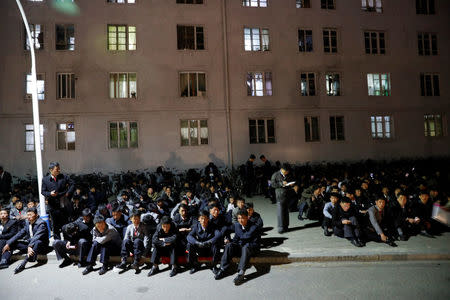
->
[15, 0, 50, 233]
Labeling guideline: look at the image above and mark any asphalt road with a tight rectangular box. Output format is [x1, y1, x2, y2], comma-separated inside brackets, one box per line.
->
[0, 260, 449, 300]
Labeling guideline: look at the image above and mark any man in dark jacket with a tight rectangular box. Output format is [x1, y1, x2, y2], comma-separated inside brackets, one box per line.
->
[0, 208, 20, 268]
[214, 209, 261, 285]
[2, 207, 49, 273]
[332, 197, 364, 247]
[53, 219, 92, 268]
[0, 166, 12, 204]
[148, 216, 178, 277]
[41, 162, 75, 240]
[173, 204, 194, 256]
[106, 203, 131, 239]
[389, 192, 420, 240]
[271, 163, 293, 233]
[244, 154, 256, 198]
[186, 210, 221, 274]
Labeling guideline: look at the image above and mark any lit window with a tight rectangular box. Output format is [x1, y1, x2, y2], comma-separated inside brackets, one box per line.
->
[26, 73, 45, 100]
[298, 29, 313, 52]
[362, 0, 382, 13]
[370, 116, 392, 139]
[325, 73, 340, 96]
[300, 72, 315, 96]
[244, 28, 270, 51]
[367, 73, 390, 96]
[108, 25, 136, 51]
[247, 72, 272, 96]
[109, 73, 137, 99]
[242, 0, 267, 7]
[424, 114, 443, 137]
[24, 24, 44, 50]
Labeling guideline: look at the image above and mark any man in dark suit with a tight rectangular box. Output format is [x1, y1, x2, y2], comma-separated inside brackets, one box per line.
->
[186, 210, 221, 274]
[214, 209, 261, 285]
[106, 203, 130, 239]
[53, 219, 92, 268]
[271, 163, 292, 233]
[244, 154, 256, 198]
[148, 216, 178, 277]
[332, 197, 364, 247]
[0, 208, 20, 268]
[259, 155, 273, 199]
[41, 162, 75, 240]
[1, 207, 49, 273]
[0, 166, 12, 205]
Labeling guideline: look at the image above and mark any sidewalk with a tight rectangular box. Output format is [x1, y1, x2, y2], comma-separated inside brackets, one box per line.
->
[11, 196, 450, 264]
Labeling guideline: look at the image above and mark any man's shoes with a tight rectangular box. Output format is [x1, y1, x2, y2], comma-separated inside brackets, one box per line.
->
[169, 266, 178, 277]
[14, 261, 27, 274]
[212, 266, 220, 275]
[59, 258, 72, 268]
[147, 265, 159, 277]
[189, 265, 199, 274]
[214, 269, 226, 280]
[77, 262, 86, 268]
[233, 274, 245, 285]
[324, 228, 332, 237]
[131, 261, 140, 271]
[350, 239, 363, 247]
[116, 259, 128, 270]
[82, 265, 93, 275]
[419, 231, 434, 238]
[386, 239, 398, 247]
[298, 215, 304, 221]
[98, 264, 108, 275]
[399, 234, 408, 241]
[0, 259, 9, 269]
[357, 238, 366, 247]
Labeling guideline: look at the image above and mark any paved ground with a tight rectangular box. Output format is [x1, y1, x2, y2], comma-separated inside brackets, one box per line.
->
[0, 260, 449, 300]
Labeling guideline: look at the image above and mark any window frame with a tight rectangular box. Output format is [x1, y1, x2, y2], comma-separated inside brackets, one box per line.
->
[296, 0, 311, 8]
[320, 0, 335, 10]
[179, 72, 207, 98]
[417, 32, 438, 56]
[416, 0, 435, 15]
[298, 29, 313, 52]
[180, 119, 209, 146]
[246, 71, 273, 97]
[420, 73, 440, 97]
[177, 25, 205, 51]
[107, 24, 137, 51]
[25, 123, 44, 152]
[109, 72, 137, 99]
[323, 28, 338, 53]
[24, 23, 44, 50]
[108, 121, 139, 149]
[370, 115, 393, 139]
[304, 116, 320, 142]
[329, 116, 345, 141]
[300, 72, 316, 96]
[325, 72, 341, 96]
[55, 24, 75, 51]
[424, 114, 444, 137]
[364, 30, 386, 55]
[25, 73, 45, 101]
[367, 73, 391, 96]
[106, 0, 137, 3]
[56, 122, 76, 151]
[56, 73, 75, 100]
[242, 0, 267, 7]
[361, 0, 383, 13]
[244, 27, 270, 52]
[248, 118, 276, 144]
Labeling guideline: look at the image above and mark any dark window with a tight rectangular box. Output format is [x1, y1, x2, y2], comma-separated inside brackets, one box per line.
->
[177, 25, 204, 50]
[329, 116, 345, 141]
[298, 29, 313, 52]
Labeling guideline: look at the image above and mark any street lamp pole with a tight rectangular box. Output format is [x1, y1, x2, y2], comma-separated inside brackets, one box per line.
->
[14, 0, 50, 232]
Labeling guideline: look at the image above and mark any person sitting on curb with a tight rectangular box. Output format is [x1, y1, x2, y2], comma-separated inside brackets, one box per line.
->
[364, 197, 397, 247]
[116, 210, 146, 272]
[0, 207, 20, 269]
[332, 197, 364, 247]
[148, 216, 178, 277]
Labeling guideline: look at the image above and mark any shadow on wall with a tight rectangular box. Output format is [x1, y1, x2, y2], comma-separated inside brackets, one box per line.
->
[164, 152, 227, 171]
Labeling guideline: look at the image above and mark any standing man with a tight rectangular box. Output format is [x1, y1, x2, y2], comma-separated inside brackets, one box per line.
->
[271, 163, 293, 233]
[244, 154, 256, 198]
[41, 162, 75, 240]
[0, 166, 12, 205]
[259, 155, 273, 200]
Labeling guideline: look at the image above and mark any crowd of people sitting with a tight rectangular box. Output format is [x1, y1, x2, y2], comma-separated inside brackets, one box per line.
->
[0, 157, 448, 285]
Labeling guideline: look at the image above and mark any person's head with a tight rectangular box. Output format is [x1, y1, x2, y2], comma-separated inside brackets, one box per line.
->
[245, 202, 254, 216]
[341, 184, 347, 192]
[130, 211, 141, 226]
[281, 163, 291, 176]
[185, 190, 193, 198]
[11, 195, 20, 205]
[361, 182, 369, 190]
[355, 188, 362, 197]
[120, 191, 129, 201]
[293, 184, 300, 193]
[237, 198, 245, 209]
[179, 204, 188, 218]
[94, 215, 107, 233]
[156, 198, 164, 207]
[209, 204, 220, 218]
[15, 199, 23, 210]
[375, 198, 386, 210]
[229, 195, 236, 205]
[160, 216, 171, 233]
[26, 207, 38, 223]
[111, 204, 123, 220]
[382, 186, 389, 195]
[330, 193, 340, 205]
[209, 185, 216, 193]
[419, 191, 429, 204]
[397, 193, 407, 208]
[0, 208, 9, 222]
[429, 187, 438, 198]
[340, 197, 351, 212]
[82, 208, 92, 223]
[237, 209, 249, 227]
[165, 187, 171, 196]
[198, 211, 209, 228]
[313, 185, 321, 196]
[249, 154, 256, 162]
[394, 188, 402, 197]
[260, 155, 266, 162]
[65, 222, 79, 236]
[27, 198, 35, 209]
[48, 162, 60, 177]
[147, 187, 154, 195]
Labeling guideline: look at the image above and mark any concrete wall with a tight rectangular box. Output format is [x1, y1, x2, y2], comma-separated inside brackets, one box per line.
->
[0, 0, 449, 176]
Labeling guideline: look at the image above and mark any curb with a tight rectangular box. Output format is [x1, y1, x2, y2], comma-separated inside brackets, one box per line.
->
[10, 253, 450, 265]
